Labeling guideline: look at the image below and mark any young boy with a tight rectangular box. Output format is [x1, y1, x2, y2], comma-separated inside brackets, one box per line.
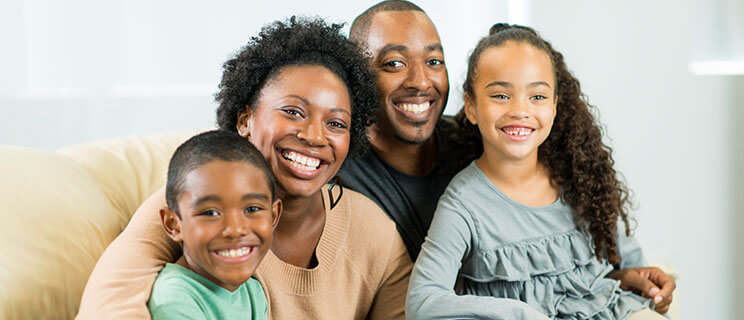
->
[148, 130, 281, 320]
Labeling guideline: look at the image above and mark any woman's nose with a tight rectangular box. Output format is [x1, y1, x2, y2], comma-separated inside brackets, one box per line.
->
[296, 120, 328, 146]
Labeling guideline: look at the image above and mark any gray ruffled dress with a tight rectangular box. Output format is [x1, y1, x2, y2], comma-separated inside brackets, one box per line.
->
[406, 162, 650, 320]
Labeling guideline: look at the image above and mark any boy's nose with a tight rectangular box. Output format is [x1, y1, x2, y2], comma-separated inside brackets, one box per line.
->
[222, 214, 248, 237]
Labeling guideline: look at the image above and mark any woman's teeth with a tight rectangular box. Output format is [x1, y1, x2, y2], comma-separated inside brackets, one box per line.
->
[397, 102, 430, 114]
[282, 151, 321, 170]
[502, 127, 533, 136]
[215, 246, 252, 258]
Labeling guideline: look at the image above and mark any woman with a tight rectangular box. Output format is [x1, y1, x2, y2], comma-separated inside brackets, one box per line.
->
[76, 17, 412, 319]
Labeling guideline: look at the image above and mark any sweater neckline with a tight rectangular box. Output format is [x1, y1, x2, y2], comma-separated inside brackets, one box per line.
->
[257, 186, 349, 295]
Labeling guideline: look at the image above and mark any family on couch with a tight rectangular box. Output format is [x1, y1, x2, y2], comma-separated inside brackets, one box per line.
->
[75, 1, 676, 319]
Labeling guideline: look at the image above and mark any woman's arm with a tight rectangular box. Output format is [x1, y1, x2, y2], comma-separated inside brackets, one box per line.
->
[405, 196, 549, 320]
[76, 188, 180, 319]
[367, 231, 412, 320]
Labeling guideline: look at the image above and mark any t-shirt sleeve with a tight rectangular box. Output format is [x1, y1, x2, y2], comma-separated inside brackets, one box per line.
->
[76, 188, 181, 319]
[149, 282, 206, 320]
[367, 228, 413, 320]
[405, 193, 549, 320]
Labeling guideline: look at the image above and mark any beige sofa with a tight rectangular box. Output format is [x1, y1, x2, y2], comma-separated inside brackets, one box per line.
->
[0, 131, 679, 319]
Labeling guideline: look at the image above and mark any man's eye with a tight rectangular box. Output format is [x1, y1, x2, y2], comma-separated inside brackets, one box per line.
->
[200, 210, 220, 217]
[427, 59, 444, 66]
[328, 120, 348, 129]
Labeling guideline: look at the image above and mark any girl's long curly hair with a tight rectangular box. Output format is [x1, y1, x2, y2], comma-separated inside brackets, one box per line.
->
[455, 23, 632, 264]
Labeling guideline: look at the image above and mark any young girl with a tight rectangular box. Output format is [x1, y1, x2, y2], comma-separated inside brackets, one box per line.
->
[405, 24, 667, 320]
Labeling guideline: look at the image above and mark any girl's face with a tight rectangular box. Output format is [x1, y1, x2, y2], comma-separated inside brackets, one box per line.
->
[237, 65, 352, 199]
[465, 41, 557, 162]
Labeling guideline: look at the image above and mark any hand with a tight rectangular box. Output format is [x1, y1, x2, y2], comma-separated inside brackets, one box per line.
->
[607, 267, 675, 314]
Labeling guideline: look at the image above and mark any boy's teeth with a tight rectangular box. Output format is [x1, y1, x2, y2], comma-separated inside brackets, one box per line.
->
[216, 246, 251, 258]
[281, 151, 321, 170]
[398, 102, 430, 114]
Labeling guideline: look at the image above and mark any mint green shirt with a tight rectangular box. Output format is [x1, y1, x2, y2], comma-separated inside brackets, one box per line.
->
[149, 263, 268, 320]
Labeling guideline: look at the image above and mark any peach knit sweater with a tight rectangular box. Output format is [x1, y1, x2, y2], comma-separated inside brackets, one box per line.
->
[76, 186, 412, 319]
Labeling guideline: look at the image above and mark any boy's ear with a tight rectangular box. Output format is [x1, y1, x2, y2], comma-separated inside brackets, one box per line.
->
[270, 199, 282, 230]
[160, 207, 184, 243]
[464, 94, 478, 125]
[236, 107, 253, 139]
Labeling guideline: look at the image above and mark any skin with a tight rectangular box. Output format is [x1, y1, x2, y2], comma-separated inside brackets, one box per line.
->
[464, 41, 559, 208]
[160, 160, 281, 292]
[236, 65, 352, 268]
[364, 10, 449, 176]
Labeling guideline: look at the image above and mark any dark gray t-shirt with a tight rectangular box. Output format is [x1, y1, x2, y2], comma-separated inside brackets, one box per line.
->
[338, 119, 461, 261]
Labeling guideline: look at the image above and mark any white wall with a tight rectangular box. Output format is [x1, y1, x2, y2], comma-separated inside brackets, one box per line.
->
[1, 0, 741, 319]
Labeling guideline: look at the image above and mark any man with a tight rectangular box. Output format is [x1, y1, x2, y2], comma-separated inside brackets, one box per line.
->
[338, 0, 676, 314]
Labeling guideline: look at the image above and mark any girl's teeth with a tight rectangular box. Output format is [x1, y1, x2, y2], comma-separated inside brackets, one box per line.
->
[504, 128, 532, 136]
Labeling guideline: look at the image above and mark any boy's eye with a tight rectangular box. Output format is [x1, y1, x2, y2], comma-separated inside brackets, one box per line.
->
[244, 206, 262, 214]
[200, 209, 220, 217]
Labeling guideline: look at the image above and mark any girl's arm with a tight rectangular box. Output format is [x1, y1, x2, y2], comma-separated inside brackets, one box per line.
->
[405, 196, 549, 320]
[76, 187, 180, 319]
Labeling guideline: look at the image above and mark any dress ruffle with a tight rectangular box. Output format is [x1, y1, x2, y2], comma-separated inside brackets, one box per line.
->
[460, 231, 650, 319]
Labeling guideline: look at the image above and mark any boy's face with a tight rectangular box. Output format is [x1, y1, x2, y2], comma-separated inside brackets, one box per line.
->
[161, 160, 280, 292]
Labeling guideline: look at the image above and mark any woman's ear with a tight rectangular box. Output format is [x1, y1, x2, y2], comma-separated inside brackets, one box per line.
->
[464, 94, 478, 125]
[160, 207, 184, 243]
[236, 107, 253, 139]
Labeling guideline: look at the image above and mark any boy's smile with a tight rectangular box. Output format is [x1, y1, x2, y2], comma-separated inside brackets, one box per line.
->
[165, 160, 280, 292]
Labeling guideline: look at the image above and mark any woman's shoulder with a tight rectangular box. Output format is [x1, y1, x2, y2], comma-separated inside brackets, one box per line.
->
[340, 187, 398, 235]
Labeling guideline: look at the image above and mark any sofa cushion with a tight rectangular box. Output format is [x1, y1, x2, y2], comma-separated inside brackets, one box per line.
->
[0, 146, 121, 319]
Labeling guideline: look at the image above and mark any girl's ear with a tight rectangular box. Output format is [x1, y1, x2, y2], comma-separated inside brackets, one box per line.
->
[160, 208, 184, 243]
[270, 199, 282, 230]
[236, 107, 253, 139]
[464, 93, 478, 125]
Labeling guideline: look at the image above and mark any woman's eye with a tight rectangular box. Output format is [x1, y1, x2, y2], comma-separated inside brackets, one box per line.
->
[384, 60, 404, 68]
[244, 206, 262, 214]
[200, 210, 220, 217]
[282, 108, 304, 118]
[427, 59, 444, 66]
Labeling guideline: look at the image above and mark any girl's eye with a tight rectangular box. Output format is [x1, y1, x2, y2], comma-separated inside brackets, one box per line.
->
[491, 94, 509, 100]
[531, 95, 548, 101]
[282, 108, 304, 118]
[244, 206, 262, 214]
[200, 210, 220, 217]
[427, 59, 444, 66]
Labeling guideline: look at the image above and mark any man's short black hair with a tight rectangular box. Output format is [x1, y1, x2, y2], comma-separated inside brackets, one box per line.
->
[349, 0, 425, 44]
[165, 130, 275, 217]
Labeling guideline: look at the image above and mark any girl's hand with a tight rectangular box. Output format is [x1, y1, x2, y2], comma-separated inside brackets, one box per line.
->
[607, 267, 676, 314]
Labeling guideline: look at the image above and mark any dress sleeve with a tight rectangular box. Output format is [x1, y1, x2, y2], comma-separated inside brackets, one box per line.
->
[367, 230, 413, 320]
[76, 188, 181, 319]
[405, 194, 549, 320]
[616, 221, 648, 269]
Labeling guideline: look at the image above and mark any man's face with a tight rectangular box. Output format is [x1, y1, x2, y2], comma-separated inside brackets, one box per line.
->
[365, 10, 449, 145]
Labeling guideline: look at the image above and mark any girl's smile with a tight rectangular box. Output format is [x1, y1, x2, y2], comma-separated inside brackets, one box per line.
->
[465, 41, 557, 162]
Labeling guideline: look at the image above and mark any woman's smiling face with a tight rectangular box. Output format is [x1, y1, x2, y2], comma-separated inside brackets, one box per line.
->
[238, 65, 352, 198]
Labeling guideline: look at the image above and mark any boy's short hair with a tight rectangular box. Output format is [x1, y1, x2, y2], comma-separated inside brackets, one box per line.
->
[165, 130, 275, 217]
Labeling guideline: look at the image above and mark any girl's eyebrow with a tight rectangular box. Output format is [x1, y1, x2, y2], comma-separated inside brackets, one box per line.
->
[527, 81, 552, 89]
[485, 81, 512, 88]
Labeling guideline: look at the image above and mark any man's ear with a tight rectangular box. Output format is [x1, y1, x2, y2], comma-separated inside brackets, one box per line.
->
[160, 207, 184, 243]
[464, 93, 478, 125]
[270, 199, 282, 230]
[236, 107, 253, 139]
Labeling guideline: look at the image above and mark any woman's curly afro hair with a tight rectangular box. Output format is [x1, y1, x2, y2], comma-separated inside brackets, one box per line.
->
[455, 23, 633, 265]
[215, 16, 378, 159]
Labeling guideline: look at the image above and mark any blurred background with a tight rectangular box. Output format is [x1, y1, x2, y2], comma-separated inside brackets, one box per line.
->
[1, 0, 742, 318]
